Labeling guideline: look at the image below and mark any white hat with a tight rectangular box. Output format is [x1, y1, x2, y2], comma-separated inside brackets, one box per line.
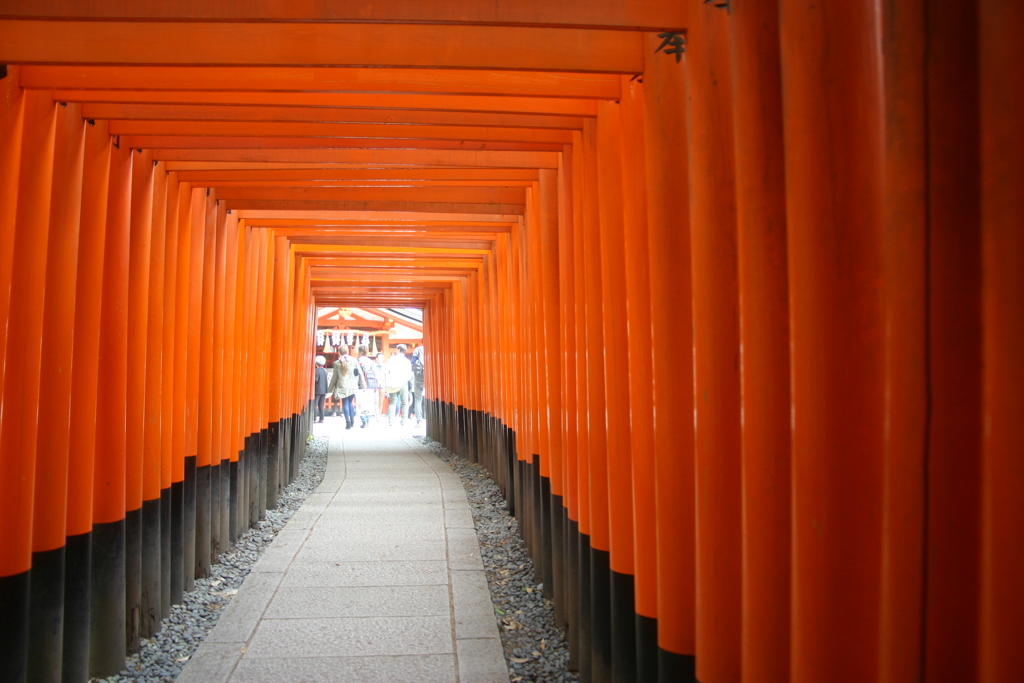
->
[315, 355, 326, 366]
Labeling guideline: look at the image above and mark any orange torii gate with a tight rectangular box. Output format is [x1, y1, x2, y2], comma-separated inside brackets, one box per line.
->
[1, 3, 1022, 683]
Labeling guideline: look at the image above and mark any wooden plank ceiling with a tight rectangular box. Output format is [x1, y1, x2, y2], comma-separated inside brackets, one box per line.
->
[0, 1, 685, 310]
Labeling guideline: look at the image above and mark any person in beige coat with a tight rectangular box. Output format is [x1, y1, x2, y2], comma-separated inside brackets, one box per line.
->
[327, 345, 361, 429]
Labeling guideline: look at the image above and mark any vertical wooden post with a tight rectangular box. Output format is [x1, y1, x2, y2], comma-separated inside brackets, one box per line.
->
[688, 5, 743, 682]
[978, 2, 1024, 680]
[182, 187, 206, 590]
[877, 3, 927, 682]
[595, 99, 637, 683]
[169, 180, 192, 604]
[195, 189, 217, 580]
[267, 235, 289, 508]
[778, 1, 886, 680]
[0, 66, 24, 434]
[125, 148, 154, 652]
[618, 74, 658, 682]
[729, 3, 791, 681]
[28, 99, 86, 683]
[643, 31, 696, 681]
[90, 141, 132, 678]
[211, 203, 228, 557]
[581, 117, 612, 683]
[159, 172, 179, 617]
[140, 158, 166, 639]
[63, 117, 111, 683]
[0, 88, 56, 683]
[223, 212, 241, 542]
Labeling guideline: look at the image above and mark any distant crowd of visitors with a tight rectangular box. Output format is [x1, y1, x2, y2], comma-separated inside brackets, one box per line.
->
[313, 343, 425, 429]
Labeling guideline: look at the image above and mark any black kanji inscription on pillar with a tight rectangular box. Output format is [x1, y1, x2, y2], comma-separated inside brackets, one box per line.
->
[655, 32, 685, 63]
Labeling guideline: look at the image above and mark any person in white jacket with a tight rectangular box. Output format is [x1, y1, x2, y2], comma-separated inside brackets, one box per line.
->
[383, 345, 413, 426]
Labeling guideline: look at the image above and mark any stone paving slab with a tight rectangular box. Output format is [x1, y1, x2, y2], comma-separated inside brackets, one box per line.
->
[179, 424, 509, 683]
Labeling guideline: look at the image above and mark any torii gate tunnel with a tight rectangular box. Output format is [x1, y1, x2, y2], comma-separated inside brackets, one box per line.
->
[0, 2, 1022, 683]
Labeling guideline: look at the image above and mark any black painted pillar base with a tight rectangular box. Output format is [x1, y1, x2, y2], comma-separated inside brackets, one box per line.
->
[160, 487, 171, 619]
[140, 497, 161, 639]
[266, 421, 280, 511]
[209, 461, 222, 564]
[539, 475, 553, 594]
[1, 570, 30, 683]
[183, 456, 197, 592]
[566, 518, 581, 671]
[658, 649, 697, 683]
[27, 545, 65, 683]
[578, 532, 593, 682]
[124, 506, 141, 653]
[220, 459, 230, 555]
[62, 531, 91, 683]
[170, 480, 184, 606]
[194, 464, 211, 580]
[610, 570, 637, 683]
[550, 493, 565, 624]
[89, 518, 125, 678]
[637, 614, 659, 683]
[591, 547, 613, 683]
[258, 427, 268, 521]
[229, 456, 240, 543]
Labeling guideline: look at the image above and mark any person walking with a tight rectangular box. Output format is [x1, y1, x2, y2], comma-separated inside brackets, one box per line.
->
[374, 351, 386, 420]
[384, 344, 413, 426]
[313, 355, 328, 423]
[411, 345, 426, 426]
[327, 344, 360, 429]
[356, 345, 378, 428]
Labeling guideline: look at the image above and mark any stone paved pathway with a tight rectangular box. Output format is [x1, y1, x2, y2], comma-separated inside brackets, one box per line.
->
[178, 418, 508, 683]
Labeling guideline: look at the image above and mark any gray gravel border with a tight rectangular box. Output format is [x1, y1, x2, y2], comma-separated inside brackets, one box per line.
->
[421, 437, 579, 683]
[93, 435, 329, 683]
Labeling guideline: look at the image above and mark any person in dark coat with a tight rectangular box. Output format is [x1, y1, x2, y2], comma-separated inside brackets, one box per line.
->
[314, 355, 329, 423]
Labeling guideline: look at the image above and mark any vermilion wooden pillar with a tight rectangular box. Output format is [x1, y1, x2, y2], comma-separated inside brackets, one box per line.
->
[251, 229, 270, 522]
[182, 187, 207, 590]
[268, 235, 290, 508]
[63, 118, 111, 683]
[556, 147, 580, 652]
[223, 211, 241, 542]
[688, 4, 743, 681]
[779, 1, 886, 680]
[569, 130, 591, 672]
[0, 88, 56, 683]
[617, 74, 658, 682]
[0, 67, 25, 428]
[878, 3, 927, 682]
[158, 169, 178, 618]
[195, 189, 217, 580]
[539, 170, 563, 614]
[978, 2, 1024, 680]
[125, 147, 154, 652]
[581, 117, 611, 683]
[642, 31, 696, 682]
[140, 159, 167, 639]
[729, 2, 792, 681]
[28, 99, 86, 683]
[211, 203, 228, 558]
[168, 180, 192, 605]
[595, 99, 636, 683]
[923, 4, 983, 682]
[90, 141, 132, 678]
